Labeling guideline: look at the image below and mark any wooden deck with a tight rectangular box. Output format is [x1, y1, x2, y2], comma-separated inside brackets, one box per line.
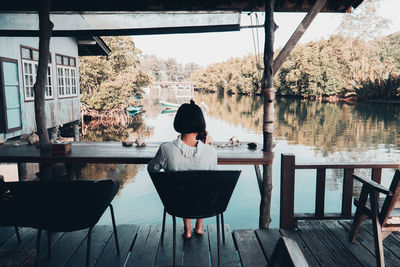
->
[1, 220, 400, 266]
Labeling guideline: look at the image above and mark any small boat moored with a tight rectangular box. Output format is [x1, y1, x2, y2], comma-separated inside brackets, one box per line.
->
[160, 101, 180, 109]
[126, 106, 143, 116]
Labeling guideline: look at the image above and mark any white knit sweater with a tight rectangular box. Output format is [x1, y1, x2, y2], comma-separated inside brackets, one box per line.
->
[147, 138, 218, 172]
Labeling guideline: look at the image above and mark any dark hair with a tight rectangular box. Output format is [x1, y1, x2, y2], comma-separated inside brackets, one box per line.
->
[173, 100, 206, 134]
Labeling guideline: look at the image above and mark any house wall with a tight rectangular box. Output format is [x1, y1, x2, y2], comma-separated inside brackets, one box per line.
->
[0, 37, 80, 140]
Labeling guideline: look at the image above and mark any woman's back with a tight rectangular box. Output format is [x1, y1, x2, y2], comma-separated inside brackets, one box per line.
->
[147, 138, 217, 172]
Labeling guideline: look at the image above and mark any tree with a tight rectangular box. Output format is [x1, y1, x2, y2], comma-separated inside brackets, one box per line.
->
[164, 58, 181, 81]
[337, 0, 390, 41]
[79, 36, 150, 112]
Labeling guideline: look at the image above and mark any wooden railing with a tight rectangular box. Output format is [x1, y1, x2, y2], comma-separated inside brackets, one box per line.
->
[280, 153, 400, 229]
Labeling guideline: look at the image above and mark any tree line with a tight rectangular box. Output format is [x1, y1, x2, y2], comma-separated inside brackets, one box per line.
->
[139, 55, 201, 82]
[191, 32, 400, 100]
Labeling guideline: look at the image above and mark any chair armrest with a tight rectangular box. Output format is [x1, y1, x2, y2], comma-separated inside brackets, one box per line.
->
[352, 174, 392, 196]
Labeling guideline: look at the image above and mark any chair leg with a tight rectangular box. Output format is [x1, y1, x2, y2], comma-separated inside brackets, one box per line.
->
[109, 204, 120, 255]
[161, 209, 166, 245]
[221, 213, 225, 243]
[36, 229, 42, 262]
[349, 186, 369, 243]
[172, 216, 176, 267]
[86, 227, 93, 267]
[14, 226, 21, 243]
[216, 215, 221, 267]
[47, 231, 52, 258]
[370, 191, 385, 267]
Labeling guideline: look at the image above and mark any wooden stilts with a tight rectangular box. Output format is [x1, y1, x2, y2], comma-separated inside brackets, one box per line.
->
[260, 0, 276, 229]
[73, 120, 80, 141]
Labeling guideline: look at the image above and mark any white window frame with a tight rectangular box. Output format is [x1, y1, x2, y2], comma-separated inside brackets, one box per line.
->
[21, 46, 53, 101]
[56, 54, 78, 98]
[22, 60, 54, 101]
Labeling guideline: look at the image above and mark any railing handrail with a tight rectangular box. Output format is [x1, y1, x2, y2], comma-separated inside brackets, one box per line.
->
[294, 163, 400, 169]
[280, 153, 399, 229]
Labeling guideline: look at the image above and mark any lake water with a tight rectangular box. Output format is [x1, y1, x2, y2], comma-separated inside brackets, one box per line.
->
[82, 90, 400, 229]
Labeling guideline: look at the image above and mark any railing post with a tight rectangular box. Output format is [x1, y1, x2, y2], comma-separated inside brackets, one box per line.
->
[315, 168, 326, 218]
[372, 168, 382, 198]
[280, 154, 296, 229]
[342, 168, 354, 217]
[372, 168, 382, 184]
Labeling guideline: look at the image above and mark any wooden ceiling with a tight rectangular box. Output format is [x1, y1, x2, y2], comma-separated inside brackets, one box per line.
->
[0, 0, 364, 13]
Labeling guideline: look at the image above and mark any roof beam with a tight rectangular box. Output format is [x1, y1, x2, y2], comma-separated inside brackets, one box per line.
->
[0, 11, 241, 36]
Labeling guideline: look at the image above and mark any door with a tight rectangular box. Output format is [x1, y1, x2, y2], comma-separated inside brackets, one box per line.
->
[0, 58, 22, 133]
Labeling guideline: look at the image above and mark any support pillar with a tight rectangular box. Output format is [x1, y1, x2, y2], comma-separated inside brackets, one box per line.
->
[48, 127, 57, 140]
[73, 121, 80, 141]
[17, 163, 27, 181]
[34, 0, 53, 181]
[259, 0, 276, 229]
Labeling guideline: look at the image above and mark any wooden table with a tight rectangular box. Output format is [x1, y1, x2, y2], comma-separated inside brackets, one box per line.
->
[0, 141, 273, 193]
[0, 141, 273, 165]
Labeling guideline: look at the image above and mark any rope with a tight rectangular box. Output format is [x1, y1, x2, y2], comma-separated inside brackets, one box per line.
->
[249, 13, 263, 86]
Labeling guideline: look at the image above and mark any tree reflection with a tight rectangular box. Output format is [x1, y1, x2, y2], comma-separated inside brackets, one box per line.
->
[80, 113, 153, 191]
[81, 113, 153, 142]
[80, 163, 140, 196]
[194, 92, 400, 154]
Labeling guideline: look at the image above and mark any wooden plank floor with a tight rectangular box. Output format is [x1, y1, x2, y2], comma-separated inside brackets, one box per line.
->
[0, 220, 400, 266]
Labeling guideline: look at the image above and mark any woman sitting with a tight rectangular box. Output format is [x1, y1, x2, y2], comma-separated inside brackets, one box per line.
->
[148, 99, 217, 238]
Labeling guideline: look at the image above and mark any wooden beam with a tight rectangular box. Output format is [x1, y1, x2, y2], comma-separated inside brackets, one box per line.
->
[0, 24, 240, 37]
[272, 0, 327, 76]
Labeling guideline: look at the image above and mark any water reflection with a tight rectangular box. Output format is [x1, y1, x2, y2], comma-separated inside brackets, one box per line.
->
[81, 91, 400, 228]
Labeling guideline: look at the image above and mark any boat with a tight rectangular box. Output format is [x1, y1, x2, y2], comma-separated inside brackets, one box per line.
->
[160, 101, 180, 109]
[161, 109, 178, 114]
[126, 106, 143, 116]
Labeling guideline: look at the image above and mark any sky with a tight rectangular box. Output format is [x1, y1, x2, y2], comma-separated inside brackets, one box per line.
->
[132, 0, 400, 67]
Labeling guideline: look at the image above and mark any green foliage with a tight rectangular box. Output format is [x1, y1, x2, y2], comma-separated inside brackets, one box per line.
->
[79, 36, 150, 111]
[192, 55, 261, 95]
[193, 33, 400, 100]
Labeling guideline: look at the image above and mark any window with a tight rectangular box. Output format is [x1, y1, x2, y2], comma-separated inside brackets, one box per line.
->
[21, 46, 53, 101]
[56, 54, 78, 98]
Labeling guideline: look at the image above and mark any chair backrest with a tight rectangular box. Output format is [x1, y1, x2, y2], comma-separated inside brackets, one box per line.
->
[380, 169, 400, 224]
[0, 179, 120, 232]
[149, 170, 241, 218]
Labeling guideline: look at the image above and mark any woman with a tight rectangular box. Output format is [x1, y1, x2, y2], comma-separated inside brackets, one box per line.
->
[148, 100, 217, 238]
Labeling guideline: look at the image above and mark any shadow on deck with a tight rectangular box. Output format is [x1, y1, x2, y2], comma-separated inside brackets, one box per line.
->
[0, 220, 399, 266]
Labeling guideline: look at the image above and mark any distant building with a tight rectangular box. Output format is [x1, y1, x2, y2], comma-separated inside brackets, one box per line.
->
[0, 36, 109, 140]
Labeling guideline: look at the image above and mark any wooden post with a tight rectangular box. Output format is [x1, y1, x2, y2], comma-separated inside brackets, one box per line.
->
[280, 154, 296, 229]
[272, 0, 327, 76]
[315, 168, 326, 218]
[259, 0, 276, 229]
[34, 0, 53, 180]
[342, 168, 354, 217]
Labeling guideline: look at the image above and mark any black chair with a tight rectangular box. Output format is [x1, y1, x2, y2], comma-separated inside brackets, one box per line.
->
[0, 179, 120, 267]
[149, 170, 241, 267]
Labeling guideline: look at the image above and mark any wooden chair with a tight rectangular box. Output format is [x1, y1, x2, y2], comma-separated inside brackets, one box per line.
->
[149, 170, 241, 267]
[350, 169, 400, 267]
[0, 179, 120, 267]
